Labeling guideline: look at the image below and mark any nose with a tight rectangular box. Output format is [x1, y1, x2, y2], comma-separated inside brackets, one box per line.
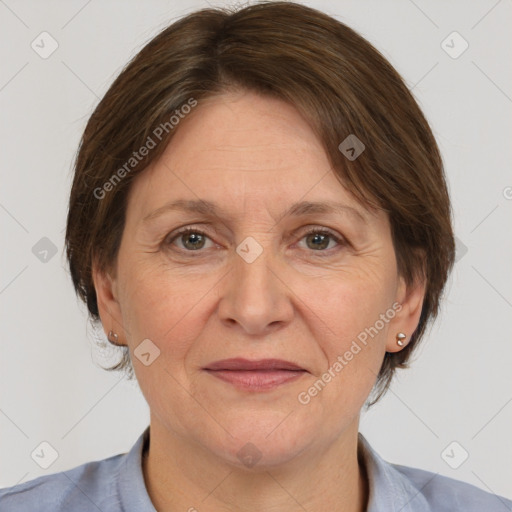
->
[217, 239, 294, 336]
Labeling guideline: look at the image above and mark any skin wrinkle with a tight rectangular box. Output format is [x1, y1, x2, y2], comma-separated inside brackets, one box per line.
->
[94, 90, 425, 512]
[141, 198, 370, 230]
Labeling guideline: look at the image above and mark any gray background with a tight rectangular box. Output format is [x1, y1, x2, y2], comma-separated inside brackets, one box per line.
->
[1, 0, 511, 501]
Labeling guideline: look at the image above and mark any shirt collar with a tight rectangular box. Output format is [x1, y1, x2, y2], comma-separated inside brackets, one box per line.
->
[118, 425, 156, 511]
[117, 426, 431, 512]
[358, 432, 431, 512]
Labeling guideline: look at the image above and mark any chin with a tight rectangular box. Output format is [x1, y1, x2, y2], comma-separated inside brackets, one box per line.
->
[200, 411, 317, 471]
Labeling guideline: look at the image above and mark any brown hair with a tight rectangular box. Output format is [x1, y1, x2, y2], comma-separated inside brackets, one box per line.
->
[65, 1, 455, 404]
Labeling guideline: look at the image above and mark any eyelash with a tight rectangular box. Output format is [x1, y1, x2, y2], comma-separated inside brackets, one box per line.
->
[165, 225, 347, 257]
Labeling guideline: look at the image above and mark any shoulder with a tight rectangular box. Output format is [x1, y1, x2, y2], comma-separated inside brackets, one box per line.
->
[358, 433, 511, 512]
[392, 462, 512, 511]
[0, 452, 125, 512]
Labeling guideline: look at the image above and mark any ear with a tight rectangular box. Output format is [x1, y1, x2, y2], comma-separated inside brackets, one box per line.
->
[92, 261, 127, 346]
[385, 269, 426, 353]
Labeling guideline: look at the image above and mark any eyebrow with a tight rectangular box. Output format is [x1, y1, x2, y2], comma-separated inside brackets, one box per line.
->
[142, 199, 369, 225]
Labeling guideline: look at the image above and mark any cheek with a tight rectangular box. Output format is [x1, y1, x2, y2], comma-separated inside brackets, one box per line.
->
[118, 259, 217, 348]
[295, 279, 392, 423]
[301, 261, 396, 338]
[296, 265, 395, 389]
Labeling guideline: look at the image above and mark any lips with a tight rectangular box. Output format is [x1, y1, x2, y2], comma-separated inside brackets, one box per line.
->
[204, 358, 305, 371]
[203, 358, 307, 391]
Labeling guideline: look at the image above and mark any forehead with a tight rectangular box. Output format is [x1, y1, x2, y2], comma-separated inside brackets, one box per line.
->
[168, 90, 330, 173]
[127, 90, 377, 224]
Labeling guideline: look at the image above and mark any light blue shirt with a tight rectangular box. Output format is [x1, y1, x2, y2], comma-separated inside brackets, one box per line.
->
[1, 426, 510, 511]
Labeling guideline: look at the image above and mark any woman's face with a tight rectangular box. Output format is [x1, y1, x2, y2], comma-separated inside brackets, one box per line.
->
[96, 90, 424, 468]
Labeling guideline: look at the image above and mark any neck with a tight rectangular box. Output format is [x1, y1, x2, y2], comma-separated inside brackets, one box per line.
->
[142, 417, 369, 512]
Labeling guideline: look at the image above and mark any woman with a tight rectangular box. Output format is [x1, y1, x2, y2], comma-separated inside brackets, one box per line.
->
[1, 2, 510, 511]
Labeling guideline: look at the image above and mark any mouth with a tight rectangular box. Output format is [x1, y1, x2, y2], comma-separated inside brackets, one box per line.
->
[203, 358, 307, 391]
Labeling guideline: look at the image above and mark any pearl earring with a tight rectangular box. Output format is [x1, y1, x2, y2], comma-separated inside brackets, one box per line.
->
[396, 332, 406, 346]
[108, 330, 120, 345]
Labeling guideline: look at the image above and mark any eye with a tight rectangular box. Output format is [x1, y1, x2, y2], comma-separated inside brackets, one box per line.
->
[297, 228, 345, 253]
[165, 226, 346, 254]
[167, 227, 214, 251]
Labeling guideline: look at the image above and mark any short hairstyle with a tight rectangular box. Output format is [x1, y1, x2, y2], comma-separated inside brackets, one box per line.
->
[65, 1, 455, 405]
